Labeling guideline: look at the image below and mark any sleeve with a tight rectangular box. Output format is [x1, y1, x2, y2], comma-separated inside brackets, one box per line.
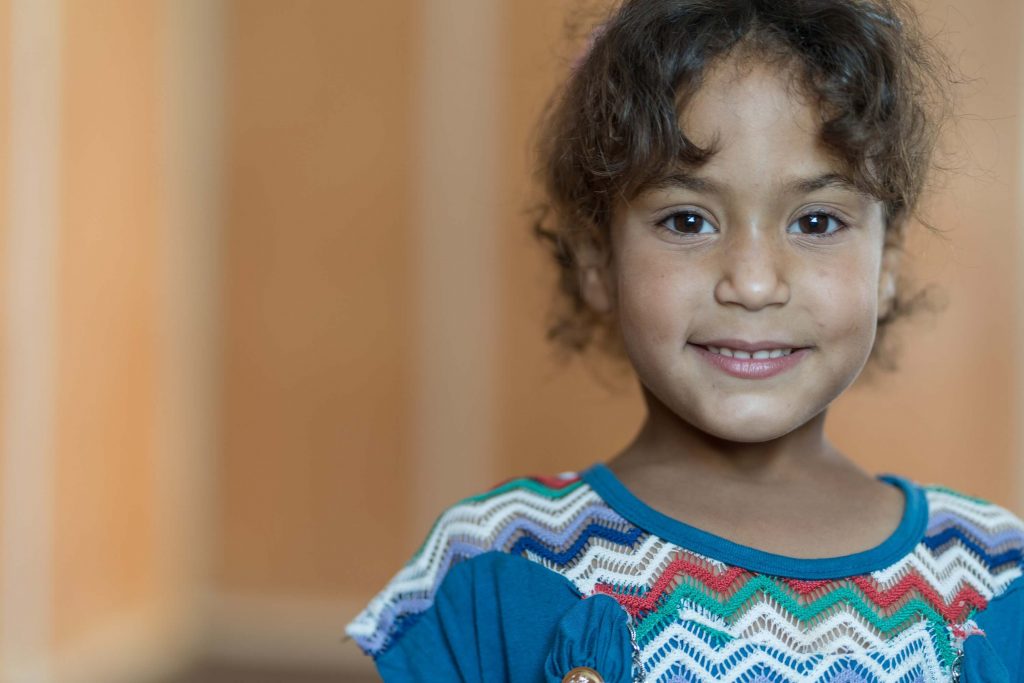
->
[962, 573, 1024, 682]
[343, 500, 635, 683]
[374, 551, 633, 683]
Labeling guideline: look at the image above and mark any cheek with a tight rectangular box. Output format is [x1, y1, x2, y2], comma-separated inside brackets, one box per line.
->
[807, 262, 879, 343]
[616, 254, 697, 347]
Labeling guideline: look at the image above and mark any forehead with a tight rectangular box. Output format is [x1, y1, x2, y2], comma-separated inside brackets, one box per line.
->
[677, 55, 835, 180]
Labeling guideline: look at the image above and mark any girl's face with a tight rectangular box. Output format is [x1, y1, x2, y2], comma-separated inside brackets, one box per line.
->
[583, 57, 898, 443]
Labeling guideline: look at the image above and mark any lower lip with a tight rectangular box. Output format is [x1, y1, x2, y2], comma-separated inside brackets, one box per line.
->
[689, 344, 811, 379]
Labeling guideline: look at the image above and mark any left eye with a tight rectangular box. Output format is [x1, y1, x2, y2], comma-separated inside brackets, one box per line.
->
[659, 211, 715, 235]
[787, 212, 847, 237]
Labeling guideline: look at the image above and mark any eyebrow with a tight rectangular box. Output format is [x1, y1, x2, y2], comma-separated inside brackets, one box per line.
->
[647, 171, 868, 198]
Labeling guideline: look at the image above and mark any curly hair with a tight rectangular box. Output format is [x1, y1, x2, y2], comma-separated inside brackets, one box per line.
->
[532, 0, 955, 373]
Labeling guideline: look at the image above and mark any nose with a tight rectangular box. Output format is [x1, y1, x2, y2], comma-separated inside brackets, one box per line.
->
[714, 223, 790, 310]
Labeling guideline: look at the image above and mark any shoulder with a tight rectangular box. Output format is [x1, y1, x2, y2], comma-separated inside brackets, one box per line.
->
[344, 469, 608, 659]
[917, 480, 1024, 599]
[922, 486, 1024, 678]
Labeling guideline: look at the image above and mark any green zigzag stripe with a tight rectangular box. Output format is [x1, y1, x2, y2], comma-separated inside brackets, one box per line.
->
[408, 478, 585, 562]
[632, 575, 957, 666]
[691, 620, 733, 646]
[925, 484, 992, 506]
[461, 477, 584, 504]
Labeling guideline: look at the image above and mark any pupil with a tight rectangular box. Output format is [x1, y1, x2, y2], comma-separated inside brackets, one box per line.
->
[802, 214, 827, 233]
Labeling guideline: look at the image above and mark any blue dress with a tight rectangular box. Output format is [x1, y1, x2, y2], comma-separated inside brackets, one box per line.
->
[345, 463, 1024, 682]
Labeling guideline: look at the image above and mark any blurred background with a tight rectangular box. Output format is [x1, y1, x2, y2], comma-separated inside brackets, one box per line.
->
[0, 0, 1021, 681]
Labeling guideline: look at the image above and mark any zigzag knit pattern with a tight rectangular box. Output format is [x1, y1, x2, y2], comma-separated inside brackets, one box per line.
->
[344, 473, 1024, 682]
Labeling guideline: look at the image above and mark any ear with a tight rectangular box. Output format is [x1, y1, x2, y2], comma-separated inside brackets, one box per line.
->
[575, 236, 615, 315]
[877, 233, 902, 320]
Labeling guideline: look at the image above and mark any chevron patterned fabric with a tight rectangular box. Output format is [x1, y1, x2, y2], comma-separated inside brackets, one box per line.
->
[344, 468, 1024, 682]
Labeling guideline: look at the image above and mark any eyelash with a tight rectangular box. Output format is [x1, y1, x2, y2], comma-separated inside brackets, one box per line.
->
[655, 209, 850, 241]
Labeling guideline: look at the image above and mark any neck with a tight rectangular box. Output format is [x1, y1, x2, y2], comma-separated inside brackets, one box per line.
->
[612, 383, 853, 486]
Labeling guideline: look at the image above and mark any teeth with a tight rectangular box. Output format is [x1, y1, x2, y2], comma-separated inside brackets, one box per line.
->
[707, 345, 732, 357]
[706, 345, 793, 359]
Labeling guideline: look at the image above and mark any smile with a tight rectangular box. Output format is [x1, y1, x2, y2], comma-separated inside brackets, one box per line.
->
[690, 343, 810, 379]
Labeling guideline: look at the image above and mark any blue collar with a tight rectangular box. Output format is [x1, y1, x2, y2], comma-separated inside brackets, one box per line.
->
[580, 461, 928, 579]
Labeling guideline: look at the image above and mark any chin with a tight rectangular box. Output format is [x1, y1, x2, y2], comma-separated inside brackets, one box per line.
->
[683, 399, 818, 443]
[698, 418, 799, 444]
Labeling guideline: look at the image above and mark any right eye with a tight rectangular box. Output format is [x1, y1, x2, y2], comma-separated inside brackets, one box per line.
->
[657, 211, 716, 236]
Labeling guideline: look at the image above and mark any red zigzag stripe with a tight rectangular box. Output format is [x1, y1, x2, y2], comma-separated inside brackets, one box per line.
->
[487, 473, 582, 491]
[595, 556, 988, 620]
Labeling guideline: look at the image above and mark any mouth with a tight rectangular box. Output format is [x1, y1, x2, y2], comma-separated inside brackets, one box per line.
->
[687, 342, 813, 379]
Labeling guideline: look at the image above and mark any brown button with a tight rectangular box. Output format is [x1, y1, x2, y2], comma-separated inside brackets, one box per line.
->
[561, 666, 604, 683]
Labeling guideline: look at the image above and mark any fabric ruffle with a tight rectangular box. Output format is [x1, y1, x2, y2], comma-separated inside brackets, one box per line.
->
[544, 592, 635, 683]
[961, 629, 1010, 683]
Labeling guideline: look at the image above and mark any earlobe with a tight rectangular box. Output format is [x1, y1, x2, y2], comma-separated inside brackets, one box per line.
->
[580, 265, 613, 314]
[877, 242, 901, 320]
[575, 238, 614, 315]
[878, 271, 896, 319]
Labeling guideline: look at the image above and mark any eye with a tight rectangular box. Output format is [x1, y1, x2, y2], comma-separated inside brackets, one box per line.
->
[657, 211, 716, 236]
[787, 210, 848, 239]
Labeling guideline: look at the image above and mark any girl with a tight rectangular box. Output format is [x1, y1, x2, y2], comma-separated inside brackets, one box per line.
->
[345, 0, 1024, 681]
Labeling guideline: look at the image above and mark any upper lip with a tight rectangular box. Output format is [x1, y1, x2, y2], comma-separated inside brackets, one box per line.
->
[694, 339, 806, 352]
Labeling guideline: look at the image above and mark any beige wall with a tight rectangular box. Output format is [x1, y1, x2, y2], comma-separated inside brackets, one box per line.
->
[2, 0, 63, 678]
[0, 0, 8, 659]
[1, 1, 207, 680]
[1, 1, 1022, 681]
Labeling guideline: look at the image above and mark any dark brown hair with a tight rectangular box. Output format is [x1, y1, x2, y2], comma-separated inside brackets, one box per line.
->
[532, 0, 954, 372]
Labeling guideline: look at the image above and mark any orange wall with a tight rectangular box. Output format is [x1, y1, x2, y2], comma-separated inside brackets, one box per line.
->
[494, 0, 1023, 510]
[828, 0, 1022, 505]
[218, 0, 416, 599]
[497, 0, 647, 481]
[1, 0, 1015, 678]
[52, 0, 165, 647]
[214, 1, 1024, 617]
